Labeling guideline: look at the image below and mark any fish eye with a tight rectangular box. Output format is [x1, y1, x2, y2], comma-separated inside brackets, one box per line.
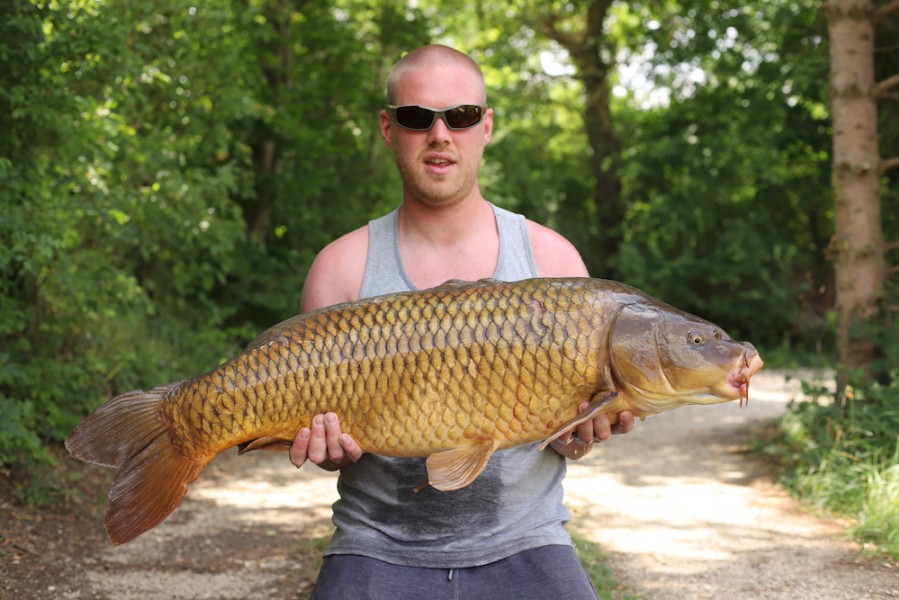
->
[688, 331, 705, 345]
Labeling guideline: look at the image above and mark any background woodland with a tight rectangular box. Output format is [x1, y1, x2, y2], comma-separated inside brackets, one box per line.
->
[1, 0, 897, 554]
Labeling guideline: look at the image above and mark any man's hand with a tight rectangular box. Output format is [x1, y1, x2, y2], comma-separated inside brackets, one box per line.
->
[289, 412, 364, 471]
[550, 403, 635, 460]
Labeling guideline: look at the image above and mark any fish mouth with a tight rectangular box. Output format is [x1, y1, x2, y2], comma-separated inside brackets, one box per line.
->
[727, 351, 765, 406]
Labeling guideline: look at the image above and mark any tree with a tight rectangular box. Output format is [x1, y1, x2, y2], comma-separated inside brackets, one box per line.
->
[824, 0, 895, 385]
[5, 0, 895, 477]
[593, 1, 835, 346]
[527, 1, 624, 278]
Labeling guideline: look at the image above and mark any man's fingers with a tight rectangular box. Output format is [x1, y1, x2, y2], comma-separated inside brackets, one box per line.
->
[289, 428, 311, 467]
[575, 418, 594, 444]
[306, 414, 329, 464]
[324, 412, 345, 460]
[591, 414, 613, 442]
[612, 411, 635, 435]
[574, 402, 599, 444]
[338, 433, 363, 463]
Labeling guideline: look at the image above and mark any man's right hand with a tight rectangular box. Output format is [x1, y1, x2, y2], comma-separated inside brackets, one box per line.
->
[289, 412, 364, 471]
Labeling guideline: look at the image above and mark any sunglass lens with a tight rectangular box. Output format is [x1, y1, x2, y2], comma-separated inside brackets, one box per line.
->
[392, 105, 484, 130]
[395, 106, 435, 130]
[445, 105, 482, 129]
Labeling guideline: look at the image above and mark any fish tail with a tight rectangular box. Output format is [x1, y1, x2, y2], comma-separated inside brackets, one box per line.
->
[65, 383, 206, 545]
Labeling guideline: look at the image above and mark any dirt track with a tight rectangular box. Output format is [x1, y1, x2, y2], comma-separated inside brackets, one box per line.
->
[2, 370, 897, 599]
[565, 370, 897, 599]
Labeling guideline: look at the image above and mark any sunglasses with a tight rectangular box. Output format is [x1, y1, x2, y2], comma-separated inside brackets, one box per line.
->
[387, 104, 487, 131]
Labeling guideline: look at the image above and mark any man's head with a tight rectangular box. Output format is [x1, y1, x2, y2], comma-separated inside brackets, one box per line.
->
[386, 45, 487, 106]
[380, 45, 494, 208]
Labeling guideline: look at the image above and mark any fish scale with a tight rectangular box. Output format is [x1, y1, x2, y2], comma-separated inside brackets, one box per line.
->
[66, 277, 763, 545]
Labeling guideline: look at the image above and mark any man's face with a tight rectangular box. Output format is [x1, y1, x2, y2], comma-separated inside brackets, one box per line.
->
[380, 63, 493, 207]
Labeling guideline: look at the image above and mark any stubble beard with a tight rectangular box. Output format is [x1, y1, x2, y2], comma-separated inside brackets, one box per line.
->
[395, 147, 483, 207]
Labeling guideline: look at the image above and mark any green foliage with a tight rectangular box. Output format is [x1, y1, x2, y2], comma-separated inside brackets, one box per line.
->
[763, 375, 899, 559]
[611, 0, 833, 348]
[0, 1, 892, 534]
[486, 62, 597, 252]
[0, 0, 435, 475]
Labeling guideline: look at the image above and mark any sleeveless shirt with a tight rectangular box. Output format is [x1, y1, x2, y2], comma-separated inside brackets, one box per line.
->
[323, 203, 574, 568]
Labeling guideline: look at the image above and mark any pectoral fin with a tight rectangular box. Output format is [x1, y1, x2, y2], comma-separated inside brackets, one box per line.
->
[425, 439, 501, 491]
[236, 436, 293, 454]
[538, 391, 620, 451]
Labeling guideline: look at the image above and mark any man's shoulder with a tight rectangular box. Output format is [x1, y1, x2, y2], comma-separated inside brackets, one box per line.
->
[322, 224, 370, 258]
[524, 220, 589, 278]
[301, 225, 369, 311]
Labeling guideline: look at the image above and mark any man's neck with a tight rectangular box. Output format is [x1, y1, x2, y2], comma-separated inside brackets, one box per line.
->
[397, 196, 500, 288]
[398, 195, 490, 243]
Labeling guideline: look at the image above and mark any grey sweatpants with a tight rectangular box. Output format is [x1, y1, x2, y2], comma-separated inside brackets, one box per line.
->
[309, 545, 600, 600]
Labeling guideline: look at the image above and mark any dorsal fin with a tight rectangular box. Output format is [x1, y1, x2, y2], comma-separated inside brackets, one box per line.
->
[243, 314, 308, 351]
[429, 278, 501, 291]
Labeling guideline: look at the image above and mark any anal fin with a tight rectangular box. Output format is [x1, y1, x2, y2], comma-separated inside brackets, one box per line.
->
[425, 439, 501, 491]
[237, 436, 293, 454]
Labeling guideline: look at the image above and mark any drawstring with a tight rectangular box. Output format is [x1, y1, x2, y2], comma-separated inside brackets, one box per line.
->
[448, 568, 454, 581]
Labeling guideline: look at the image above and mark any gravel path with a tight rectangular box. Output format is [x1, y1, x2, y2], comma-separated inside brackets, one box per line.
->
[565, 370, 898, 599]
[3, 370, 896, 599]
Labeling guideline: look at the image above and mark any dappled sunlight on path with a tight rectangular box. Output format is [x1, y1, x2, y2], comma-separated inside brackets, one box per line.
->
[564, 370, 897, 599]
[82, 451, 340, 599]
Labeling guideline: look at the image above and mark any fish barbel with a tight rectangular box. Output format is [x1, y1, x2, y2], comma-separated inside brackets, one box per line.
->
[66, 277, 763, 545]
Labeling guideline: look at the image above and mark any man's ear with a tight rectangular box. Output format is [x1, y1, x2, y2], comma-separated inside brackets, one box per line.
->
[379, 110, 393, 148]
[482, 108, 494, 144]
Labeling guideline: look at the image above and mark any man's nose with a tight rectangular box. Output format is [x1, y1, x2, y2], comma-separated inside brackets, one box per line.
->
[427, 114, 453, 143]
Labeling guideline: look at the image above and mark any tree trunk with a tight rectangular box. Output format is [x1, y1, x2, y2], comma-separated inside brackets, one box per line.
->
[533, 0, 623, 279]
[824, 0, 887, 387]
[242, 0, 299, 245]
[567, 32, 623, 279]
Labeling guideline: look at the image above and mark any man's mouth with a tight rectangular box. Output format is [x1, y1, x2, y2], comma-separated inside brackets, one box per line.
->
[424, 156, 456, 176]
[424, 155, 455, 173]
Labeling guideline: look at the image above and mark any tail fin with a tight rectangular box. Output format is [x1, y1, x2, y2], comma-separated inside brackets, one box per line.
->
[66, 383, 206, 545]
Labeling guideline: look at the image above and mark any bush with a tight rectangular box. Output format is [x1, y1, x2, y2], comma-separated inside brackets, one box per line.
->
[764, 373, 899, 559]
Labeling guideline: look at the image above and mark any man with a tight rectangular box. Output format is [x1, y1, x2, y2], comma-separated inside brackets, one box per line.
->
[289, 44, 635, 599]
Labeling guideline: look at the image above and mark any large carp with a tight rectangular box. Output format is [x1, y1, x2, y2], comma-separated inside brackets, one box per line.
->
[67, 277, 763, 545]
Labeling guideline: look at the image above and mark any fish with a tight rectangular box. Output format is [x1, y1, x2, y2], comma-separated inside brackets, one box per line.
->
[66, 277, 763, 545]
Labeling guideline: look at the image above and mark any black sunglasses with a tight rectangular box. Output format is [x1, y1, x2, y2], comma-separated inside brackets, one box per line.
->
[387, 104, 487, 131]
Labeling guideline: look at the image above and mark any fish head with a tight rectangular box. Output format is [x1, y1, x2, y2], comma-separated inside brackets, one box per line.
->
[608, 303, 764, 414]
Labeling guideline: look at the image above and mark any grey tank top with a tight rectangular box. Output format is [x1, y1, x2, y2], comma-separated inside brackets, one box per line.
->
[324, 203, 573, 568]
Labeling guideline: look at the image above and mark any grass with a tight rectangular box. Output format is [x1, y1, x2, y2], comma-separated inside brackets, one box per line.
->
[851, 459, 899, 553]
[570, 531, 641, 600]
[290, 531, 332, 600]
[756, 373, 899, 560]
